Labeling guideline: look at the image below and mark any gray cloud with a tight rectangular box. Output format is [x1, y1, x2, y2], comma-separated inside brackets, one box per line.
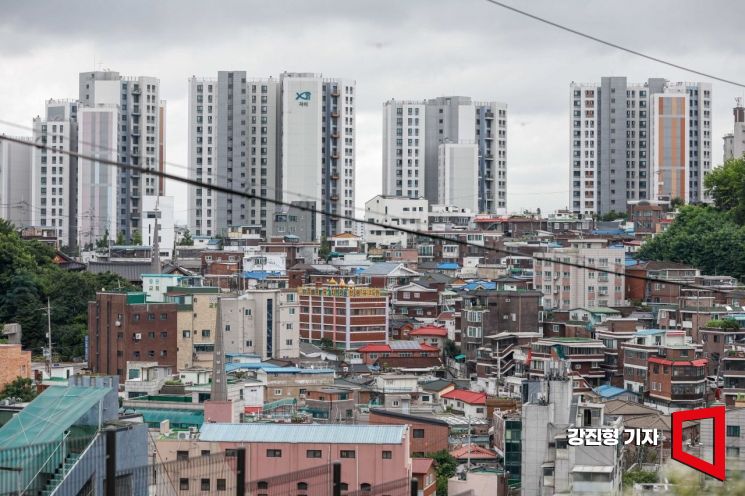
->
[1, 0, 743, 221]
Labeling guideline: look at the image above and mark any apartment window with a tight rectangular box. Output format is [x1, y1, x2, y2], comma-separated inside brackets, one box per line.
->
[382, 451, 392, 459]
[728, 425, 741, 437]
[727, 447, 740, 457]
[274, 388, 282, 395]
[202, 329, 211, 337]
[266, 449, 282, 457]
[201, 479, 210, 491]
[340, 450, 356, 459]
[177, 451, 189, 461]
[179, 478, 189, 490]
[216, 479, 226, 491]
[413, 429, 425, 438]
[306, 450, 322, 458]
[183, 330, 191, 338]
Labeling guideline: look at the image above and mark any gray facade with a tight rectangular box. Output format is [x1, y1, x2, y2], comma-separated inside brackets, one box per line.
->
[570, 77, 711, 216]
[0, 137, 33, 229]
[79, 71, 165, 242]
[188, 72, 355, 241]
[383, 96, 507, 213]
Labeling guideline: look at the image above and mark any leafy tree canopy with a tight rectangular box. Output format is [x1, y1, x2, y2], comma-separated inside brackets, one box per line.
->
[0, 377, 37, 402]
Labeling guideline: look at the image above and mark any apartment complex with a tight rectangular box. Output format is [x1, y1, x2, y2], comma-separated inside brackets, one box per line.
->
[382, 96, 507, 212]
[533, 239, 625, 310]
[187, 71, 355, 240]
[31, 100, 79, 246]
[570, 77, 712, 216]
[364, 195, 428, 249]
[723, 103, 745, 162]
[79, 71, 166, 241]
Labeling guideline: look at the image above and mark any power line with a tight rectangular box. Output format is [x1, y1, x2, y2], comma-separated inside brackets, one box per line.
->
[0, 132, 739, 297]
[481, 0, 745, 89]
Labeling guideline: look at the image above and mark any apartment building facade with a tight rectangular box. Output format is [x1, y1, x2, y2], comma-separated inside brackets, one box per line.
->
[364, 195, 428, 249]
[187, 71, 355, 240]
[533, 239, 625, 310]
[570, 77, 712, 216]
[382, 96, 507, 212]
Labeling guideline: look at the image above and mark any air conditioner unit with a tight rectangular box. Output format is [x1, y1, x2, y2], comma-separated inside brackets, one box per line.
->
[177, 431, 189, 440]
[134, 333, 142, 340]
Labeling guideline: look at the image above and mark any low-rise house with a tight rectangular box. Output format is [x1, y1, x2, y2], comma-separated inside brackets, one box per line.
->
[355, 341, 440, 366]
[368, 409, 450, 457]
[441, 390, 487, 419]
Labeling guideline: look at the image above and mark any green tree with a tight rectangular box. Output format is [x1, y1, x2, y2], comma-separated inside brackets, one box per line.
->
[115, 231, 126, 245]
[179, 229, 194, 246]
[705, 319, 740, 330]
[96, 228, 110, 249]
[443, 339, 460, 358]
[623, 470, 657, 487]
[670, 197, 685, 209]
[318, 234, 331, 260]
[599, 210, 627, 222]
[425, 450, 457, 496]
[705, 157, 745, 224]
[637, 205, 745, 280]
[0, 377, 37, 402]
[131, 230, 142, 246]
[319, 336, 334, 350]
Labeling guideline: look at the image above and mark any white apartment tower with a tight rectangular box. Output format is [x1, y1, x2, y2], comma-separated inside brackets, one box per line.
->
[79, 71, 166, 242]
[0, 137, 33, 229]
[187, 71, 355, 241]
[31, 99, 79, 247]
[382, 96, 507, 213]
[570, 77, 712, 216]
[723, 103, 745, 163]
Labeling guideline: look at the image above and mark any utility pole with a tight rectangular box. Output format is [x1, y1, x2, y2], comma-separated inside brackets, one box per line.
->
[46, 297, 52, 376]
[466, 416, 472, 476]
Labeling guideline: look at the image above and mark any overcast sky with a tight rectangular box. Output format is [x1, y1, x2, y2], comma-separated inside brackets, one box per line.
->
[1, 0, 744, 224]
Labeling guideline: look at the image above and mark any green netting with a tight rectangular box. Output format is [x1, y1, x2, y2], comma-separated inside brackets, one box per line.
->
[0, 386, 109, 448]
[137, 408, 204, 428]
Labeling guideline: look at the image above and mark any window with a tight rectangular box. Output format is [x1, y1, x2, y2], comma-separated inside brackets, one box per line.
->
[177, 450, 189, 461]
[382, 451, 392, 459]
[297, 482, 309, 491]
[202, 329, 211, 337]
[413, 429, 425, 438]
[306, 449, 322, 458]
[360, 483, 372, 492]
[274, 388, 282, 395]
[216, 479, 226, 491]
[201, 450, 210, 457]
[727, 447, 740, 457]
[340, 450, 356, 458]
[266, 449, 282, 457]
[257, 481, 269, 489]
[160, 313, 168, 320]
[201, 479, 210, 491]
[179, 478, 189, 490]
[728, 425, 741, 437]
[183, 330, 191, 338]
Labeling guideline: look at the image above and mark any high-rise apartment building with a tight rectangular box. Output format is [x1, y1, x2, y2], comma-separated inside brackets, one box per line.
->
[570, 77, 712, 216]
[187, 71, 355, 241]
[0, 137, 33, 228]
[31, 99, 79, 247]
[79, 71, 166, 241]
[723, 103, 745, 163]
[382, 96, 507, 212]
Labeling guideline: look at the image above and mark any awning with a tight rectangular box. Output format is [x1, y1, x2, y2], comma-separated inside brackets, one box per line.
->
[571, 466, 614, 474]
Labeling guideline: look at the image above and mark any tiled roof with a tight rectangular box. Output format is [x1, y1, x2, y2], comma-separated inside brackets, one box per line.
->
[375, 356, 443, 369]
[357, 341, 439, 353]
[441, 389, 487, 405]
[409, 326, 448, 337]
[420, 379, 454, 392]
[449, 444, 497, 459]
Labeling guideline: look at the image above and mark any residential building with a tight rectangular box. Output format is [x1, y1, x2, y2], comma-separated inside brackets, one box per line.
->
[626, 200, 671, 235]
[391, 282, 439, 320]
[701, 407, 745, 476]
[165, 286, 220, 370]
[299, 283, 388, 349]
[625, 261, 698, 304]
[533, 239, 625, 310]
[382, 96, 507, 212]
[355, 341, 440, 366]
[88, 292, 178, 380]
[31, 99, 78, 246]
[528, 338, 606, 389]
[440, 389, 487, 418]
[187, 71, 355, 240]
[257, 367, 335, 403]
[438, 142, 479, 212]
[409, 325, 449, 351]
[723, 103, 745, 162]
[220, 289, 300, 359]
[79, 71, 166, 242]
[359, 262, 420, 289]
[0, 344, 31, 389]
[0, 137, 32, 229]
[369, 409, 450, 457]
[77, 105, 119, 247]
[364, 195, 428, 249]
[412, 458, 437, 496]
[569, 77, 712, 216]
[157, 423, 411, 493]
[521, 364, 623, 496]
[721, 349, 745, 406]
[329, 232, 363, 253]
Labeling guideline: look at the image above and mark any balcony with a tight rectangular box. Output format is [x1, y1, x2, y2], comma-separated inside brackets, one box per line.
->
[484, 111, 494, 119]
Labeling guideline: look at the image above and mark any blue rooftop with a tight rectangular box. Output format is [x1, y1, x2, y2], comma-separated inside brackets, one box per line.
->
[240, 270, 284, 280]
[593, 384, 631, 399]
[437, 262, 460, 270]
[200, 423, 406, 444]
[463, 281, 497, 291]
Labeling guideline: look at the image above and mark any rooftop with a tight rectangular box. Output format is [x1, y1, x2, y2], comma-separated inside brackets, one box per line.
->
[441, 389, 487, 405]
[199, 423, 407, 444]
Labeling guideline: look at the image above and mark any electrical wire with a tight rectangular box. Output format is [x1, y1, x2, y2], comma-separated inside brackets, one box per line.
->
[0, 132, 739, 298]
[481, 0, 745, 89]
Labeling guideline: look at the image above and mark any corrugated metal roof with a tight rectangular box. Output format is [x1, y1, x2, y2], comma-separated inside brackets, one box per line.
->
[199, 423, 406, 444]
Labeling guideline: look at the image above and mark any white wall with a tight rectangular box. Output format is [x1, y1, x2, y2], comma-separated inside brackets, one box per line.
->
[438, 143, 479, 213]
